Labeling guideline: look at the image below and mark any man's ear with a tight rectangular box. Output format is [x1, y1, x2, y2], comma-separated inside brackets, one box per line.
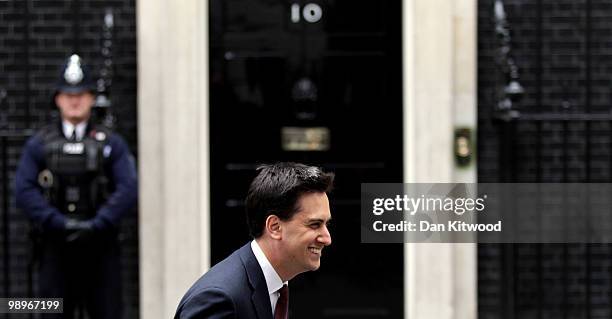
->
[265, 215, 282, 240]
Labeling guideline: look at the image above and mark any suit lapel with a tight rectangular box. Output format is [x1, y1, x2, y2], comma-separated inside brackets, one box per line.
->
[239, 243, 273, 319]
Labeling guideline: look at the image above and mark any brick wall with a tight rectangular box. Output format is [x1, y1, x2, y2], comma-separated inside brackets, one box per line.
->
[479, 0, 612, 317]
[0, 0, 138, 318]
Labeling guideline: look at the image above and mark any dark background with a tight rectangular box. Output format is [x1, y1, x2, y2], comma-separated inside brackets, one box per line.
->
[478, 0, 612, 318]
[0, 0, 138, 318]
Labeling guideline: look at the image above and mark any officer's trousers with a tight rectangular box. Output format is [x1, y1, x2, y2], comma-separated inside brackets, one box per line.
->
[37, 234, 122, 319]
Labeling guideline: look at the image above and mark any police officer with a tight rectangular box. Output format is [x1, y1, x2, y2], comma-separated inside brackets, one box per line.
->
[14, 54, 138, 319]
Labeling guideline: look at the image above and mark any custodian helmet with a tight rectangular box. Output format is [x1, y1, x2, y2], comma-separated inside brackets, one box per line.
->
[55, 54, 96, 94]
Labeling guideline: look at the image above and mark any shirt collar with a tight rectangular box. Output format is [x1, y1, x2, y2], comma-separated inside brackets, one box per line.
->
[251, 240, 287, 295]
[62, 120, 87, 140]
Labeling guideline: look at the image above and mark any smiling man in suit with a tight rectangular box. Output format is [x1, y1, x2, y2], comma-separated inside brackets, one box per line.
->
[175, 162, 334, 319]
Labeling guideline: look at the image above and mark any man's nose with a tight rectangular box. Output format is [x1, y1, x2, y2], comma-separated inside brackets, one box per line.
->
[318, 225, 332, 246]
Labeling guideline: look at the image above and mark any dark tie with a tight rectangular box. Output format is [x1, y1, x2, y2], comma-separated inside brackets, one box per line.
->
[69, 128, 77, 141]
[274, 285, 289, 319]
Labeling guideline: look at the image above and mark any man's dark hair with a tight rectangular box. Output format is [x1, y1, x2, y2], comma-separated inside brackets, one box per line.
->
[246, 162, 334, 238]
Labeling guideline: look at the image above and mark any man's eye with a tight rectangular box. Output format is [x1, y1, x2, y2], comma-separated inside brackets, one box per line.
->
[309, 223, 321, 229]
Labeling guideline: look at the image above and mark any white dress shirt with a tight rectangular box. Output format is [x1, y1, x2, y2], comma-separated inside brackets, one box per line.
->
[251, 240, 288, 316]
[62, 120, 87, 141]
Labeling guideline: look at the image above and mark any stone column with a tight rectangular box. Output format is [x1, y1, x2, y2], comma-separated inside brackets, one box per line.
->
[403, 0, 477, 318]
[137, 0, 209, 318]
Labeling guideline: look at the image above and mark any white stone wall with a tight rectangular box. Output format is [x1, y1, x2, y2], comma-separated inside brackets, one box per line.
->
[137, 0, 209, 318]
[404, 0, 477, 318]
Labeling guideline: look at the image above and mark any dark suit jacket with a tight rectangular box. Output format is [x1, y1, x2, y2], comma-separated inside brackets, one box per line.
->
[175, 243, 274, 319]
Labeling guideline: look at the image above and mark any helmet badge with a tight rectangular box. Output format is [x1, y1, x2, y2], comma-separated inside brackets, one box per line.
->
[64, 54, 84, 85]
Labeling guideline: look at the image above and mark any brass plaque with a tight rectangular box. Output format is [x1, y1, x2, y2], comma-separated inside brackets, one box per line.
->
[281, 127, 330, 151]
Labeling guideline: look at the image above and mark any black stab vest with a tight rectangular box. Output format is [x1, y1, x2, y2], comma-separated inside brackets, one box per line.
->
[39, 123, 111, 219]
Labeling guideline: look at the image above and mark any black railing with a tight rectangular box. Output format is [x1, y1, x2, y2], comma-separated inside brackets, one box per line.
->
[482, 0, 611, 318]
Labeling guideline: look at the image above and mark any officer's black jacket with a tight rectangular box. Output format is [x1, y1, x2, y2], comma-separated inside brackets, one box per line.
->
[14, 121, 138, 231]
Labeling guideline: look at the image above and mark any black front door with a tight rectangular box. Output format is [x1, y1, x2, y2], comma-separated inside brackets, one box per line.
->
[210, 1, 404, 317]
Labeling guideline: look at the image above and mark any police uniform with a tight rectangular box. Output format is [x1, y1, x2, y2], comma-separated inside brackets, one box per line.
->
[14, 54, 138, 319]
